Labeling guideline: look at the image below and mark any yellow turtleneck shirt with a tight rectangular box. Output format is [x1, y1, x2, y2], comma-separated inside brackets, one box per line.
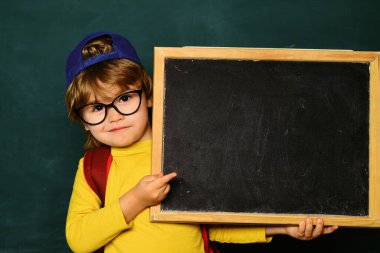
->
[66, 140, 270, 253]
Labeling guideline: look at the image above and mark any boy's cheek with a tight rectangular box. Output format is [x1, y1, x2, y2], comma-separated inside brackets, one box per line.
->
[85, 124, 105, 135]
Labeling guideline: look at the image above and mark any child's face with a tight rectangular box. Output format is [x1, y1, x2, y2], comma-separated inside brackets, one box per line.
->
[84, 82, 152, 147]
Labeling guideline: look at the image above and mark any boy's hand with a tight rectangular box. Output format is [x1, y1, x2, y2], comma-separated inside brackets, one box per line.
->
[133, 172, 177, 207]
[119, 172, 177, 223]
[266, 217, 338, 240]
[285, 218, 338, 240]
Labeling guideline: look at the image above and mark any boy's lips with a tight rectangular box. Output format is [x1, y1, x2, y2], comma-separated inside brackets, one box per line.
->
[109, 126, 130, 132]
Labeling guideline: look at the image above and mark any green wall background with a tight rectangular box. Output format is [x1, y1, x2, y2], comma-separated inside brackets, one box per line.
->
[1, 0, 379, 252]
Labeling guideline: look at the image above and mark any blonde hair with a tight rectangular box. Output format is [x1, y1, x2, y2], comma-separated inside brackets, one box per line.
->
[65, 35, 152, 149]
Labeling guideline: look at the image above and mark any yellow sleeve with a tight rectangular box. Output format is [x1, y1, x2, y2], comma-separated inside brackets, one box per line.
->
[208, 225, 272, 244]
[65, 158, 132, 252]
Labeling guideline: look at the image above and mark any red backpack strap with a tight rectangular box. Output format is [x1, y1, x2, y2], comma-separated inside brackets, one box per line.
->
[201, 225, 210, 253]
[83, 146, 112, 207]
[201, 225, 220, 253]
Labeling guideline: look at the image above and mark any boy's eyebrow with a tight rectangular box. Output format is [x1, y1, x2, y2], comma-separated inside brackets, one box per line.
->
[87, 96, 113, 104]
[88, 88, 137, 104]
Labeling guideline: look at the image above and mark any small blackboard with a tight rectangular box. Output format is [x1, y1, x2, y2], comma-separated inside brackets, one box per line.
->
[151, 48, 380, 227]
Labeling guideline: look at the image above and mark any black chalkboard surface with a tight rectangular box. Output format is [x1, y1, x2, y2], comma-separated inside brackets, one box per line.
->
[163, 59, 369, 215]
[151, 48, 380, 227]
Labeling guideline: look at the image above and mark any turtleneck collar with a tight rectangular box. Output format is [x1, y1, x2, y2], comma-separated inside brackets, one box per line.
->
[111, 139, 152, 157]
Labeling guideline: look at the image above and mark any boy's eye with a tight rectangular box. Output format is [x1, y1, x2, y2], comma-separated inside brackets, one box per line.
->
[91, 104, 105, 112]
[118, 94, 131, 103]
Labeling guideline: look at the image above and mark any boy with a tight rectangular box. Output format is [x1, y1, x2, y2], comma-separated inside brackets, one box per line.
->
[65, 31, 337, 253]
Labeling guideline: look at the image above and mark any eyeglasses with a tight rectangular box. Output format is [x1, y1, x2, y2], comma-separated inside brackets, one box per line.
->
[76, 90, 143, 125]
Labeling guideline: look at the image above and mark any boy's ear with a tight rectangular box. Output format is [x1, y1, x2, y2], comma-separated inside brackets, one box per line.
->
[147, 97, 153, 108]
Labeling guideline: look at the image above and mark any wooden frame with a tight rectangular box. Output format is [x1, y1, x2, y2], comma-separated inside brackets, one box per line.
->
[151, 47, 380, 227]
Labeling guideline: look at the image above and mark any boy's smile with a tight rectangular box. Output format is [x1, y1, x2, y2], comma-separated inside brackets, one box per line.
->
[109, 126, 130, 132]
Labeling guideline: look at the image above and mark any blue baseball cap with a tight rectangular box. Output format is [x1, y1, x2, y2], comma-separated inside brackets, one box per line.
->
[65, 31, 142, 86]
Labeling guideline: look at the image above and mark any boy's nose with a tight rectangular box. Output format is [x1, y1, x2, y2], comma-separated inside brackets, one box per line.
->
[107, 107, 124, 122]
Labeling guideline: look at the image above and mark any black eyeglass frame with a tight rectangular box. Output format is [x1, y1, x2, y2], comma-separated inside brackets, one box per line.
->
[75, 90, 143, 126]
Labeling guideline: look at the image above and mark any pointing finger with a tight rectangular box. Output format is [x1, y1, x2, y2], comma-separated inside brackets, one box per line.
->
[155, 172, 177, 186]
